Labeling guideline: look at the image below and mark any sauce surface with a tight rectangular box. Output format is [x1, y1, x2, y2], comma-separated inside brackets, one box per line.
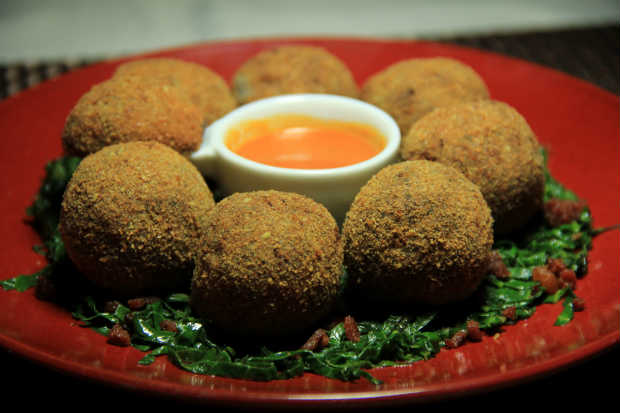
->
[226, 114, 386, 169]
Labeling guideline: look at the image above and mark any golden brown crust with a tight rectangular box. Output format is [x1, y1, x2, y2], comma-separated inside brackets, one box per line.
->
[361, 57, 490, 135]
[232, 45, 359, 104]
[114, 58, 237, 126]
[62, 58, 237, 157]
[342, 160, 494, 307]
[62, 75, 204, 157]
[191, 190, 343, 338]
[400, 100, 544, 234]
[59, 141, 215, 296]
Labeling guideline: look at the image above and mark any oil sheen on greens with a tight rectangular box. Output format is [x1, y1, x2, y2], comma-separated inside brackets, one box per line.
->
[2, 155, 596, 384]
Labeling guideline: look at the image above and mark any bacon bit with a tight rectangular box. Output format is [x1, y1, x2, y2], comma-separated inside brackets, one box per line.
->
[488, 250, 510, 279]
[344, 315, 361, 343]
[558, 268, 578, 290]
[127, 296, 160, 310]
[319, 332, 330, 348]
[502, 306, 517, 321]
[573, 296, 586, 312]
[532, 266, 560, 294]
[108, 324, 131, 346]
[544, 198, 587, 227]
[546, 258, 567, 275]
[445, 330, 467, 349]
[159, 319, 178, 333]
[301, 328, 330, 351]
[466, 320, 483, 342]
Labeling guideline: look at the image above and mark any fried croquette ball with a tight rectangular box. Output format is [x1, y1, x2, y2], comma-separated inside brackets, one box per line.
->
[401, 100, 545, 234]
[191, 190, 343, 338]
[342, 160, 494, 307]
[232, 45, 359, 104]
[361, 57, 490, 135]
[62, 75, 205, 157]
[113, 58, 237, 126]
[59, 141, 215, 297]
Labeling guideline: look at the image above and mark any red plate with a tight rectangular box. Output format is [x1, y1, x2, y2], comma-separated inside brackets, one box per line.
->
[0, 38, 618, 408]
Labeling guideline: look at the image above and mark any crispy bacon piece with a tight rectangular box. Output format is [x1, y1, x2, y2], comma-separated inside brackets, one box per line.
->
[544, 198, 587, 227]
[532, 266, 560, 294]
[488, 250, 510, 279]
[573, 296, 586, 312]
[127, 296, 160, 310]
[344, 315, 361, 343]
[445, 330, 467, 349]
[502, 306, 517, 321]
[108, 324, 131, 346]
[159, 319, 178, 333]
[558, 268, 578, 290]
[546, 257, 567, 274]
[301, 328, 330, 351]
[466, 320, 484, 342]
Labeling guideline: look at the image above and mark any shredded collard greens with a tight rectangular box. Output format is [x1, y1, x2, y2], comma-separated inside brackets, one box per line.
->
[1, 155, 598, 384]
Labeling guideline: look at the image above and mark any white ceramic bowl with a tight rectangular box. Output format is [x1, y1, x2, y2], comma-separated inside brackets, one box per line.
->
[190, 93, 401, 223]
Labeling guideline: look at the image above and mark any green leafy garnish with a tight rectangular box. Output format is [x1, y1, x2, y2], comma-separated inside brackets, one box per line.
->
[27, 156, 81, 244]
[1, 154, 601, 383]
[1, 157, 81, 292]
[0, 270, 43, 291]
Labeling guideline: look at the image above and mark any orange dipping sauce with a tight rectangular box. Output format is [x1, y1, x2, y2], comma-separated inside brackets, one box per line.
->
[225, 114, 386, 169]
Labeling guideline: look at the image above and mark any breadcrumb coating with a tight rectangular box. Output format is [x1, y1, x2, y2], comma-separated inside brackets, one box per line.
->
[62, 75, 204, 157]
[62, 58, 236, 157]
[342, 160, 494, 307]
[361, 57, 490, 135]
[59, 141, 215, 296]
[401, 100, 544, 234]
[191, 190, 343, 338]
[232, 45, 359, 104]
[114, 58, 237, 126]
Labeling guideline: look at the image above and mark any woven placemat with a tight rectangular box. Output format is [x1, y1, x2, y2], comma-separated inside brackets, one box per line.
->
[1, 25, 618, 100]
[444, 25, 619, 95]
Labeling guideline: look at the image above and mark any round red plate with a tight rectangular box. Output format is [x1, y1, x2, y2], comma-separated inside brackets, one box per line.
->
[0, 38, 618, 408]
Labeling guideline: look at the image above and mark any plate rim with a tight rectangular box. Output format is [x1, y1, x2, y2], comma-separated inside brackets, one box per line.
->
[1, 36, 618, 407]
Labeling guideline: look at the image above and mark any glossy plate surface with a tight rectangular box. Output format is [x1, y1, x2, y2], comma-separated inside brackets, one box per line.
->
[0, 38, 618, 408]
